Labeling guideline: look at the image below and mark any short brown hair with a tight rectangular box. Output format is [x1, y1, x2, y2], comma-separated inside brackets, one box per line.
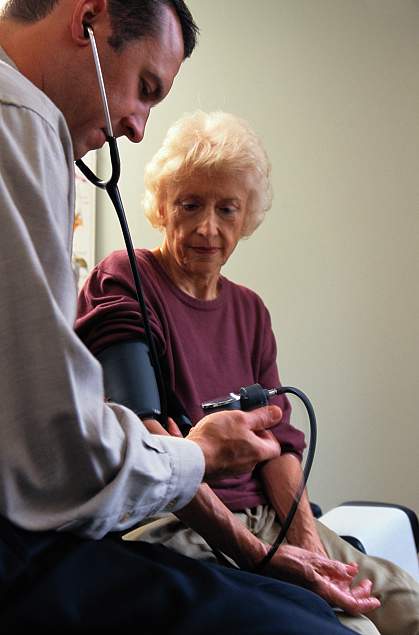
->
[1, 0, 199, 57]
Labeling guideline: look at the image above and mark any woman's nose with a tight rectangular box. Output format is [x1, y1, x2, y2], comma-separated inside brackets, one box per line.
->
[196, 209, 219, 236]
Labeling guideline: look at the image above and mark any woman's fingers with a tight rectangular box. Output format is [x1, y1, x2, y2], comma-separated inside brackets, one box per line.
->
[350, 578, 373, 599]
[315, 556, 355, 580]
[142, 418, 169, 435]
[313, 570, 381, 615]
[167, 417, 183, 437]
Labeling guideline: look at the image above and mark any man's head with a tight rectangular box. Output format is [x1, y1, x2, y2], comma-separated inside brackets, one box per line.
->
[1, 1, 198, 57]
[0, 1, 198, 159]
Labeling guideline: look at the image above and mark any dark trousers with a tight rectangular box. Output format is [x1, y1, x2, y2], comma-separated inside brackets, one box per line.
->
[0, 516, 356, 633]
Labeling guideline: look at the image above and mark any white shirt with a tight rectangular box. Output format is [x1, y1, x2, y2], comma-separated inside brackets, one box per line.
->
[0, 47, 204, 538]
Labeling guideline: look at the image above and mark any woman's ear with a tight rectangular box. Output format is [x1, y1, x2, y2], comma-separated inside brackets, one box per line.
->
[157, 203, 167, 228]
[157, 193, 168, 228]
[70, 0, 107, 46]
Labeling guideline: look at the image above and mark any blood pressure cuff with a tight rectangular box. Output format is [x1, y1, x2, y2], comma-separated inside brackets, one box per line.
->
[96, 339, 192, 436]
[96, 339, 161, 421]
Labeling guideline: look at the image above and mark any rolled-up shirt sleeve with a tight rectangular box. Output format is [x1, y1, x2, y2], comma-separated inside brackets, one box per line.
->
[56, 402, 205, 537]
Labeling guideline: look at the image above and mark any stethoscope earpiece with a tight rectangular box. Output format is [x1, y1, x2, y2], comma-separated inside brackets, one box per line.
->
[83, 23, 91, 40]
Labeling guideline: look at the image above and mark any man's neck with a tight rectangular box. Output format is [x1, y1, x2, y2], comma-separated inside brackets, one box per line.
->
[0, 19, 44, 89]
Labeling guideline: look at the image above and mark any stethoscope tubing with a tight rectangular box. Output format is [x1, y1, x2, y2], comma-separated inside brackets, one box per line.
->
[75, 25, 168, 426]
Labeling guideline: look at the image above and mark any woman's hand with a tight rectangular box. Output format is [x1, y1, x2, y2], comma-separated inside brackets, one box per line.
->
[142, 417, 183, 437]
[264, 544, 381, 616]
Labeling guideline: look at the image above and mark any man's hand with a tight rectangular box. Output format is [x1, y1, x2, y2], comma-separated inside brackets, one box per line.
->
[187, 405, 282, 480]
[265, 544, 381, 616]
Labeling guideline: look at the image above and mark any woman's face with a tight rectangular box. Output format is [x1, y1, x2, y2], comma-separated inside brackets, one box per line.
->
[161, 170, 251, 278]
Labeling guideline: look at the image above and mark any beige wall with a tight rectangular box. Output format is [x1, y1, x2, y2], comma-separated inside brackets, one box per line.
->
[94, 0, 419, 517]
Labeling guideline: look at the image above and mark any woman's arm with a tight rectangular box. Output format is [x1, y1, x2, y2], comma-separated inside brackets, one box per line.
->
[261, 453, 327, 555]
[256, 305, 325, 553]
[144, 419, 379, 615]
[178, 475, 380, 615]
[176, 482, 267, 568]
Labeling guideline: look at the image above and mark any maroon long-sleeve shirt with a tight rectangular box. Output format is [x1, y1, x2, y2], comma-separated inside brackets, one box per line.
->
[76, 249, 306, 511]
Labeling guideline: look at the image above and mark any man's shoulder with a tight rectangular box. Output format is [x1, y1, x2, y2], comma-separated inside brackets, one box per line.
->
[0, 57, 64, 132]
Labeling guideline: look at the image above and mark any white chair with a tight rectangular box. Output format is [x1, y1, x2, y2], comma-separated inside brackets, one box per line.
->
[320, 501, 419, 581]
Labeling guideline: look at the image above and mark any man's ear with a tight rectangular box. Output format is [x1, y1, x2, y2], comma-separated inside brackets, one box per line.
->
[70, 0, 108, 46]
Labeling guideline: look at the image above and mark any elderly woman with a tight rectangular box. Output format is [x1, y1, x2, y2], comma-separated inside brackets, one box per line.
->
[76, 111, 418, 635]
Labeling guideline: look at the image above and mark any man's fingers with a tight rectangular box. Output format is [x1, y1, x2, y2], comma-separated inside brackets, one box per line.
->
[245, 405, 283, 432]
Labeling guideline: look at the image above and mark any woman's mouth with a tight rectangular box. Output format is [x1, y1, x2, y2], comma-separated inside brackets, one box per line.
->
[190, 246, 219, 254]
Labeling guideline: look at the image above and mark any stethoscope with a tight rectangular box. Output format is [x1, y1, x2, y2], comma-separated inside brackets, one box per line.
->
[75, 25, 168, 427]
[76, 25, 318, 573]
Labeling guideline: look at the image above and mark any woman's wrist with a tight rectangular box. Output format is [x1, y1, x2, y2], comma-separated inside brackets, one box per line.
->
[237, 537, 270, 571]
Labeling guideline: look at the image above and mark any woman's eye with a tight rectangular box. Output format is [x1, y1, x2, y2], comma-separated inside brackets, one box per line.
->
[219, 206, 237, 216]
[180, 202, 200, 212]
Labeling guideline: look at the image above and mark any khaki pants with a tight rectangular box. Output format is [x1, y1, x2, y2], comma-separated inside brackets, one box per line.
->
[124, 505, 419, 635]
